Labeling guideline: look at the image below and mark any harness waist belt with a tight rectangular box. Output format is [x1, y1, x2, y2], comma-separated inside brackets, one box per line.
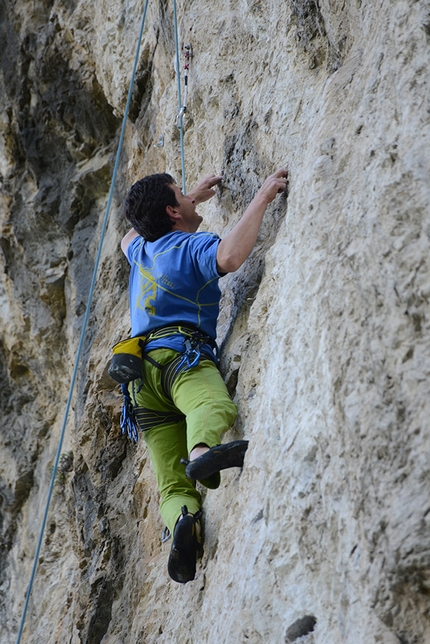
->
[146, 324, 217, 349]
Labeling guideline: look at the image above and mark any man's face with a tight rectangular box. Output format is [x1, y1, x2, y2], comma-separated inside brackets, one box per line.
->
[170, 184, 203, 233]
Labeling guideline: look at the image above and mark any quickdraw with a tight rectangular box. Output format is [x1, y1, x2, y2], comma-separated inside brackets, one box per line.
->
[174, 335, 203, 372]
[176, 44, 192, 127]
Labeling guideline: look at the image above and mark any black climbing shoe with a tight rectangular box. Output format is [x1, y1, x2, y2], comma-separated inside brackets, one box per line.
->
[198, 471, 221, 489]
[167, 506, 202, 584]
[182, 440, 249, 481]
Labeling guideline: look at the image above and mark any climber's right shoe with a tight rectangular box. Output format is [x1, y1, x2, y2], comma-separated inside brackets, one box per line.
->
[182, 440, 249, 481]
[198, 471, 221, 489]
[167, 506, 202, 584]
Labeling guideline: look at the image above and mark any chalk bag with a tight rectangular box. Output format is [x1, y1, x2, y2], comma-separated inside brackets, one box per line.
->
[108, 336, 146, 383]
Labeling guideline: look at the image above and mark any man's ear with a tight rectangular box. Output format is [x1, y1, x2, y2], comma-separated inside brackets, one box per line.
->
[166, 204, 180, 223]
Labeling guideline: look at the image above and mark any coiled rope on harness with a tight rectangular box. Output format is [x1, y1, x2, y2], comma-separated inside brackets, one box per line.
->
[15, 2, 150, 642]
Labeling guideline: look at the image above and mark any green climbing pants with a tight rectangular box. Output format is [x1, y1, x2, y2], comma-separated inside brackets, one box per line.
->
[129, 348, 238, 536]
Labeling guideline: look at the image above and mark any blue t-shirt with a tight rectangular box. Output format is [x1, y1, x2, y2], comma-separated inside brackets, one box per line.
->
[126, 231, 222, 357]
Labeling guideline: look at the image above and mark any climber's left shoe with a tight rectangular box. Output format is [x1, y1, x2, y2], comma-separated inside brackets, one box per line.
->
[167, 506, 202, 584]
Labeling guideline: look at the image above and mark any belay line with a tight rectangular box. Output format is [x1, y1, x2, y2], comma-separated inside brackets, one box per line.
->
[173, 0, 189, 194]
[15, 1, 151, 641]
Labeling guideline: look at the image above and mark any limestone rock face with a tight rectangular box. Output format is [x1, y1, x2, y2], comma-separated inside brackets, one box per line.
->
[1, 1, 429, 643]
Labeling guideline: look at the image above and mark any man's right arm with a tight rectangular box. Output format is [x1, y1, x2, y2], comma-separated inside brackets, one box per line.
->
[121, 228, 140, 255]
[216, 169, 288, 273]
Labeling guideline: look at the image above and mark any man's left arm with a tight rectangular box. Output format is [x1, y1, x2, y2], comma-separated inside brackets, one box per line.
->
[187, 175, 223, 204]
[121, 228, 139, 255]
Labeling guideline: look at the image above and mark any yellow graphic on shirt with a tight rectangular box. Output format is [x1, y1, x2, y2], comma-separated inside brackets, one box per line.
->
[137, 265, 158, 316]
[133, 236, 220, 325]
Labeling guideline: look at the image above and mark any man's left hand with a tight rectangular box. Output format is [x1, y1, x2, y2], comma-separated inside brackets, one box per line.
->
[188, 175, 223, 204]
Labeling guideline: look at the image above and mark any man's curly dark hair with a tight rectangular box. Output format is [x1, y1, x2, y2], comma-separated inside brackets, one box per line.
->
[124, 173, 179, 242]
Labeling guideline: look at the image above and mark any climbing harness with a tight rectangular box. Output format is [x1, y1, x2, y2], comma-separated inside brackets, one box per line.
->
[109, 324, 217, 385]
[111, 325, 219, 441]
[145, 326, 218, 398]
[130, 403, 185, 434]
[15, 2, 151, 643]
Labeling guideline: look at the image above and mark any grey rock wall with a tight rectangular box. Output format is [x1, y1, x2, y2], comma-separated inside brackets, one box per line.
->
[1, 1, 429, 643]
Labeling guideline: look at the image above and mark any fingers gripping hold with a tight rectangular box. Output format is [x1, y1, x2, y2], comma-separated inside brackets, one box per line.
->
[258, 168, 289, 204]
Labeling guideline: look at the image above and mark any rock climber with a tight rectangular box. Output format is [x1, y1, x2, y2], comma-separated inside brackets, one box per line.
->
[120, 167, 288, 583]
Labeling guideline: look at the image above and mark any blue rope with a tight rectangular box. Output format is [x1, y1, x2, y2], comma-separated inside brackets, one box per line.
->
[120, 383, 140, 443]
[173, 0, 187, 194]
[15, 2, 150, 642]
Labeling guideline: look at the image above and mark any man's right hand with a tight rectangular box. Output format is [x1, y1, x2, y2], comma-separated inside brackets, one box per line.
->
[216, 167, 289, 274]
[255, 169, 288, 205]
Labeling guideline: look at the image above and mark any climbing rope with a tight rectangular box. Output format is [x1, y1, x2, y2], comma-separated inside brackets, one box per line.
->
[173, 0, 187, 194]
[15, 2, 150, 642]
